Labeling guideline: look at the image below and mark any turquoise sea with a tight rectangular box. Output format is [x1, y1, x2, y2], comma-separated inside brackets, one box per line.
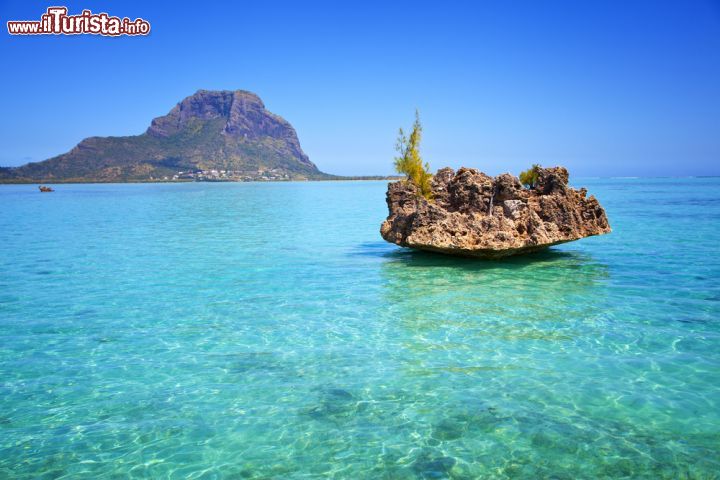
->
[0, 178, 719, 479]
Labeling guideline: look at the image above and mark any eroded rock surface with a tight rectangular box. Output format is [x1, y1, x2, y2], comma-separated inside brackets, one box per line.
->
[380, 166, 610, 258]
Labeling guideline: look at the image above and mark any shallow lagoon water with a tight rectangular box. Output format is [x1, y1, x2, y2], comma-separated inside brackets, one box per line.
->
[0, 178, 718, 479]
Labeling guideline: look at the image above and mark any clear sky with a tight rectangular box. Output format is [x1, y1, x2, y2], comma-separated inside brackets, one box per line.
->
[1, 0, 719, 176]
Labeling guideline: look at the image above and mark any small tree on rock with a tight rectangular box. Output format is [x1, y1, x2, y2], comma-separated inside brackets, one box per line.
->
[519, 164, 541, 189]
[394, 111, 433, 199]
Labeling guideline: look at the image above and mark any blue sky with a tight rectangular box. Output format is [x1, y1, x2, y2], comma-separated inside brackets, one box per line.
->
[1, 0, 718, 176]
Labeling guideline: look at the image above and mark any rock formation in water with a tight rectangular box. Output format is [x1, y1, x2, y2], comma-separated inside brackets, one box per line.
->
[381, 166, 610, 258]
[0, 90, 331, 183]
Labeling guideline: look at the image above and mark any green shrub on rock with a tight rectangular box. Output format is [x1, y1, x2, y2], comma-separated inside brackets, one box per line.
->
[519, 164, 541, 189]
[394, 111, 433, 199]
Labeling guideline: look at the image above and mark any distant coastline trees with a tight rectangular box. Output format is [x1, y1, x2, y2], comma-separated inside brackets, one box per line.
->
[394, 111, 433, 199]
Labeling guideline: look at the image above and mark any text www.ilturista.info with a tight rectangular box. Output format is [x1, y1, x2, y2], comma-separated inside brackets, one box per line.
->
[7, 7, 150, 36]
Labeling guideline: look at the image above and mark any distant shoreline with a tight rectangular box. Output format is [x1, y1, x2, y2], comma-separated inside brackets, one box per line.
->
[3, 175, 719, 185]
[0, 176, 404, 185]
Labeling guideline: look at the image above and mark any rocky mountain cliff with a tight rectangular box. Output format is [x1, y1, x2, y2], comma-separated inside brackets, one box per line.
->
[0, 90, 329, 182]
[381, 166, 610, 258]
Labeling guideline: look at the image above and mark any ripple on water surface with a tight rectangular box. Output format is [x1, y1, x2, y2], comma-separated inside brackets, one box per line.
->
[0, 179, 719, 479]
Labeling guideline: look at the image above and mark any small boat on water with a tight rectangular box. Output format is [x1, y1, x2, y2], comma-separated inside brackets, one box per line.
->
[38, 186, 54, 192]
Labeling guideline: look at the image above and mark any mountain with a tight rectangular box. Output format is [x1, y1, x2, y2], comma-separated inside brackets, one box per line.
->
[0, 90, 333, 183]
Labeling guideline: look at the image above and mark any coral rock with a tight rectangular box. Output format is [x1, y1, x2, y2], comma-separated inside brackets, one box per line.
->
[380, 167, 610, 258]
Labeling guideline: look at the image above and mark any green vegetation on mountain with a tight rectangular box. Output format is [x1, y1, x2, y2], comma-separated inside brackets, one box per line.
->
[0, 90, 333, 183]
